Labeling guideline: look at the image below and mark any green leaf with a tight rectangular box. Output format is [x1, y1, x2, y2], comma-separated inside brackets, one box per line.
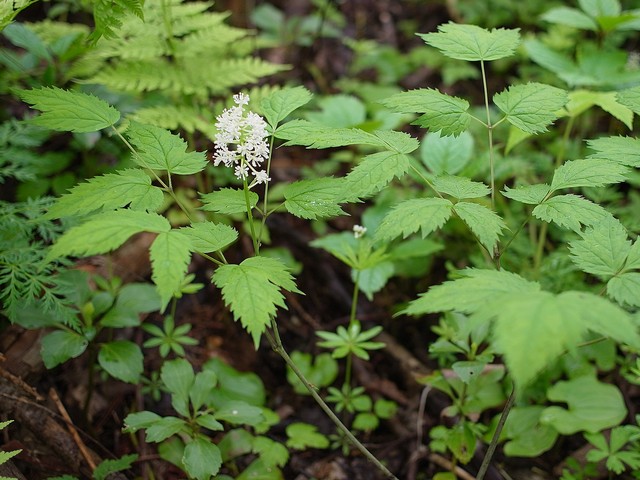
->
[127, 122, 207, 175]
[274, 120, 383, 149]
[617, 86, 640, 115]
[146, 417, 186, 443]
[180, 222, 238, 253]
[625, 239, 640, 270]
[3, 23, 52, 61]
[203, 357, 266, 407]
[200, 188, 258, 215]
[150, 230, 192, 311]
[587, 136, 640, 167]
[343, 151, 410, 200]
[371, 130, 420, 154]
[93, 454, 138, 480]
[123, 411, 161, 433]
[16, 87, 120, 133]
[375, 198, 453, 243]
[305, 94, 366, 127]
[567, 90, 634, 128]
[356, 261, 395, 300]
[261, 86, 313, 129]
[550, 159, 628, 191]
[501, 184, 551, 204]
[283, 178, 346, 219]
[380, 89, 471, 136]
[502, 406, 559, 457]
[420, 130, 474, 175]
[252, 437, 289, 468]
[353, 412, 379, 431]
[41, 330, 88, 368]
[419, 23, 521, 61]
[102, 283, 161, 327]
[98, 340, 143, 383]
[286, 351, 338, 395]
[569, 216, 630, 277]
[214, 402, 264, 425]
[433, 176, 490, 199]
[532, 194, 612, 232]
[453, 201, 505, 252]
[285, 423, 329, 450]
[212, 257, 300, 347]
[607, 272, 640, 307]
[493, 83, 568, 134]
[45, 169, 163, 219]
[162, 359, 194, 417]
[541, 376, 627, 434]
[540, 7, 597, 30]
[47, 210, 170, 261]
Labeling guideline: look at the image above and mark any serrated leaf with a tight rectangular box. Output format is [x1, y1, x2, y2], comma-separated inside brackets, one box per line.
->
[16, 87, 120, 133]
[608, 272, 640, 307]
[617, 85, 640, 115]
[343, 151, 410, 200]
[372, 130, 419, 154]
[532, 194, 612, 232]
[261, 86, 313, 129]
[93, 454, 138, 480]
[200, 188, 258, 215]
[587, 136, 640, 167]
[402, 268, 540, 316]
[98, 340, 143, 383]
[274, 120, 384, 149]
[150, 230, 192, 311]
[252, 437, 289, 468]
[305, 94, 366, 127]
[420, 130, 474, 175]
[180, 222, 238, 253]
[567, 90, 634, 128]
[501, 184, 551, 204]
[47, 210, 170, 261]
[212, 257, 300, 347]
[41, 330, 89, 368]
[550, 159, 628, 191]
[283, 178, 346, 219]
[625, 239, 640, 270]
[419, 23, 521, 61]
[45, 169, 163, 218]
[569, 216, 630, 277]
[433, 176, 490, 199]
[127, 122, 207, 175]
[380, 89, 471, 136]
[286, 423, 329, 450]
[493, 83, 568, 133]
[454, 201, 505, 252]
[374, 197, 453, 243]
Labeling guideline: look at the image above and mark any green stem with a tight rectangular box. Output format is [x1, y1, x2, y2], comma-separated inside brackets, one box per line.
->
[480, 60, 496, 211]
[476, 388, 516, 480]
[350, 271, 360, 324]
[258, 135, 276, 243]
[243, 178, 260, 255]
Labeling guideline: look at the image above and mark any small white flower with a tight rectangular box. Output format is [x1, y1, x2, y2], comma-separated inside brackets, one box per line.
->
[353, 225, 367, 239]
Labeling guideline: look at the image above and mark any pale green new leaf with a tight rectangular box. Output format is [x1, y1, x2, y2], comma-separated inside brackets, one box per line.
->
[343, 151, 410, 200]
[453, 201, 506, 252]
[200, 188, 258, 215]
[433, 176, 490, 199]
[127, 122, 207, 175]
[380, 88, 471, 136]
[617, 86, 640, 115]
[47, 210, 170, 261]
[150, 230, 192, 311]
[419, 23, 521, 61]
[567, 90, 633, 129]
[569, 216, 630, 277]
[274, 120, 383, 149]
[608, 272, 640, 307]
[532, 194, 612, 232]
[550, 159, 628, 191]
[98, 340, 143, 383]
[180, 222, 238, 253]
[283, 178, 346, 219]
[16, 87, 120, 133]
[261, 86, 313, 129]
[402, 268, 540, 316]
[212, 257, 300, 347]
[374, 198, 453, 243]
[45, 169, 164, 218]
[420, 130, 474, 175]
[502, 184, 551, 204]
[587, 136, 640, 167]
[493, 83, 568, 133]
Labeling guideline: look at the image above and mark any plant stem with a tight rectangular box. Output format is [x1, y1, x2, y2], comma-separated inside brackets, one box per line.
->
[243, 178, 260, 255]
[479, 60, 496, 211]
[476, 388, 516, 480]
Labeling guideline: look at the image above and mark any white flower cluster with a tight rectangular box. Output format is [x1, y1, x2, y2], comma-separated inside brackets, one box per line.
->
[213, 93, 270, 188]
[353, 224, 367, 239]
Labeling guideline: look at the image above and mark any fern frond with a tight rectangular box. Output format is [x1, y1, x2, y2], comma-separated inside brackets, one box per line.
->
[130, 105, 217, 138]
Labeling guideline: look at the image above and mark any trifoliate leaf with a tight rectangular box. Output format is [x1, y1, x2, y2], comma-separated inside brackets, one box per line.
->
[286, 423, 329, 450]
[402, 268, 540, 316]
[493, 83, 568, 134]
[587, 136, 640, 167]
[41, 330, 89, 368]
[502, 184, 551, 204]
[200, 188, 259, 215]
[453, 201, 505, 252]
[532, 194, 612, 232]
[127, 122, 207, 175]
[183, 436, 222, 480]
[343, 151, 410, 200]
[16, 86, 120, 132]
[374, 197, 453, 243]
[566, 90, 634, 129]
[98, 340, 143, 383]
[420, 130, 474, 175]
[569, 216, 630, 277]
[550, 158, 628, 191]
[283, 178, 346, 219]
[150, 230, 192, 311]
[502, 406, 559, 457]
[419, 23, 521, 62]
[433, 176, 490, 199]
[274, 120, 383, 149]
[261, 86, 313, 129]
[180, 222, 238, 253]
[380, 88, 471, 136]
[47, 210, 170, 261]
[212, 257, 300, 347]
[541, 376, 627, 434]
[607, 272, 640, 307]
[617, 85, 640, 115]
[45, 169, 163, 218]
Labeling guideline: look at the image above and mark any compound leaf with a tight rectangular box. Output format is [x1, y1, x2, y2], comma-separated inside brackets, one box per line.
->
[374, 197, 453, 243]
[261, 86, 313, 129]
[200, 188, 259, 215]
[283, 177, 346, 219]
[454, 201, 506, 252]
[433, 176, 490, 199]
[587, 136, 640, 167]
[343, 151, 410, 200]
[16, 87, 120, 133]
[532, 194, 612, 232]
[180, 222, 238, 253]
[493, 83, 568, 133]
[550, 159, 628, 191]
[150, 230, 192, 311]
[569, 216, 630, 277]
